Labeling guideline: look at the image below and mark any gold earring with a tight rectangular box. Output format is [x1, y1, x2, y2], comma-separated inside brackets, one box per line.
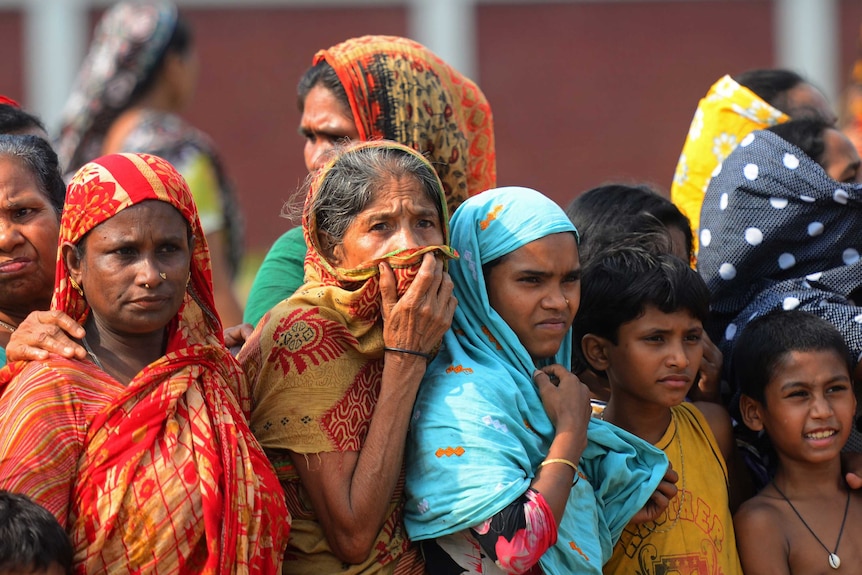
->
[69, 277, 84, 296]
[159, 272, 167, 280]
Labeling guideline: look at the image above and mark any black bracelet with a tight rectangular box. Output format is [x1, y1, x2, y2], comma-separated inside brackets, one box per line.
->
[383, 346, 433, 361]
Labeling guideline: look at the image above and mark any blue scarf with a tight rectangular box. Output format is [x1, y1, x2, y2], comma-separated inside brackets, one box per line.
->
[404, 187, 668, 574]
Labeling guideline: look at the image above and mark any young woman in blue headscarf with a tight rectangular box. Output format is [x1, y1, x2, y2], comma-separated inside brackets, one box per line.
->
[404, 187, 674, 574]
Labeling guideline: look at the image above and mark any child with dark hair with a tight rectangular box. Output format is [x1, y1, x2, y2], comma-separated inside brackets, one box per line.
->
[0, 491, 72, 575]
[566, 184, 724, 404]
[732, 310, 862, 574]
[573, 245, 745, 574]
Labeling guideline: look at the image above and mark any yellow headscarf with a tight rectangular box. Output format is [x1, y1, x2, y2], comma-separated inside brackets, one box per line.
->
[671, 75, 789, 251]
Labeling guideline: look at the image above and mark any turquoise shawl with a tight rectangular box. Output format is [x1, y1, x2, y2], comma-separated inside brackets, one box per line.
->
[404, 187, 668, 574]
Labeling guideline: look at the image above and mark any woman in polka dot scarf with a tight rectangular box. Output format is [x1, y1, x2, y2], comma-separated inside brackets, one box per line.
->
[699, 120, 862, 397]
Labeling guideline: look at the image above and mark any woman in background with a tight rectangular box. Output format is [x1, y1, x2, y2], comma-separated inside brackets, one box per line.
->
[56, 0, 243, 325]
[243, 34, 496, 326]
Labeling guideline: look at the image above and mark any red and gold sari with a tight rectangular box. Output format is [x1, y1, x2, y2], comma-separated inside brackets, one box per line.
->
[0, 153, 289, 573]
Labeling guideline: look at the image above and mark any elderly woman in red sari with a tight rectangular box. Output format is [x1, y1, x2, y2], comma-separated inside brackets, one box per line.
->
[0, 152, 289, 572]
[238, 140, 456, 573]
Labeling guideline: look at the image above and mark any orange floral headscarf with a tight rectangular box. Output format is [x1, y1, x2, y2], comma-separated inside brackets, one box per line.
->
[315, 35, 496, 214]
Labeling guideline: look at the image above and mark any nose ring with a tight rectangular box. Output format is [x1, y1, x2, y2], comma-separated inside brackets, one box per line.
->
[144, 283, 150, 289]
[565, 298, 570, 304]
[159, 272, 167, 280]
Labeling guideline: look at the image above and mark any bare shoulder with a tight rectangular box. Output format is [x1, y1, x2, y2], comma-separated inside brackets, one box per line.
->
[734, 491, 783, 527]
[734, 494, 790, 575]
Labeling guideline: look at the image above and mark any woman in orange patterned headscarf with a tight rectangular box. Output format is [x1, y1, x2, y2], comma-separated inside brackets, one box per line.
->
[238, 140, 457, 574]
[243, 34, 496, 326]
[0, 152, 289, 573]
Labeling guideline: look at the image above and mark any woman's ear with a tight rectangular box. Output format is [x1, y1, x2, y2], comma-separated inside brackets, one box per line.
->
[318, 231, 342, 266]
[61, 241, 83, 284]
[739, 394, 765, 432]
[581, 334, 611, 372]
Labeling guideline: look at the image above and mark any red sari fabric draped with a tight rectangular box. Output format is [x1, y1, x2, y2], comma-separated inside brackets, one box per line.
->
[0, 153, 288, 573]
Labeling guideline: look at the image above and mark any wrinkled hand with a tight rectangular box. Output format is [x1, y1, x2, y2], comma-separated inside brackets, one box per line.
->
[224, 322, 254, 356]
[379, 253, 456, 355]
[630, 464, 679, 525]
[534, 365, 591, 450]
[6, 310, 87, 362]
[688, 331, 723, 404]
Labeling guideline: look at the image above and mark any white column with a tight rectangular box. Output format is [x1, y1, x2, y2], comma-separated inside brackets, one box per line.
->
[408, 0, 477, 81]
[774, 0, 839, 106]
[24, 0, 88, 134]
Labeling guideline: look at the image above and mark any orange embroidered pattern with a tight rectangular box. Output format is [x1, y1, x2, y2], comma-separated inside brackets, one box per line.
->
[481, 326, 502, 350]
[435, 446, 465, 457]
[446, 365, 474, 374]
[479, 204, 503, 230]
[569, 541, 590, 561]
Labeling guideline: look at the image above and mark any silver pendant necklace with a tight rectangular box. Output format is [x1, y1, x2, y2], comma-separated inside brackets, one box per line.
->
[772, 481, 850, 570]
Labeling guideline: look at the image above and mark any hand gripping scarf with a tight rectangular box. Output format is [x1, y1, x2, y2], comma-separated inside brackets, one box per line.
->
[698, 130, 862, 367]
[671, 75, 789, 250]
[314, 35, 496, 215]
[239, 141, 455, 574]
[403, 187, 668, 575]
[55, 153, 288, 573]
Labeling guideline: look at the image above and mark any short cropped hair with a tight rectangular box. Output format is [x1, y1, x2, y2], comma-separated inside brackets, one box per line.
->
[0, 491, 72, 574]
[731, 310, 853, 404]
[565, 183, 692, 263]
[0, 134, 66, 213]
[572, 244, 710, 347]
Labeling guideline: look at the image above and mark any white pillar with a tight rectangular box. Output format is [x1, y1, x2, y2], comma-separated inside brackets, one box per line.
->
[774, 0, 839, 106]
[24, 0, 88, 134]
[408, 0, 477, 81]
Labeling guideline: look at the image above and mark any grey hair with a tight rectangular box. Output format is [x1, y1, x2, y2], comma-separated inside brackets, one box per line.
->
[0, 134, 65, 213]
[309, 144, 445, 252]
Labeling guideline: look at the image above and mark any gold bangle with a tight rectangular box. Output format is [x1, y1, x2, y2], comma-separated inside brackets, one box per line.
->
[539, 458, 580, 486]
[538, 458, 578, 474]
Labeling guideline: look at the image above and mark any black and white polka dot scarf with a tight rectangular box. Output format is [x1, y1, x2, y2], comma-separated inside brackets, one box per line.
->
[698, 129, 862, 366]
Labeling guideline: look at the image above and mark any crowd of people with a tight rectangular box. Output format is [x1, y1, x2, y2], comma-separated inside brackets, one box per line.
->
[1, 2, 862, 574]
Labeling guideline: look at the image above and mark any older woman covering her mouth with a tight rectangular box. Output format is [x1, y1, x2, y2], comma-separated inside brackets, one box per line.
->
[239, 140, 457, 573]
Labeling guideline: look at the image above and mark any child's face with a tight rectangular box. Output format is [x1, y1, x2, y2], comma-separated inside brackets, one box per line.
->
[751, 350, 855, 464]
[603, 305, 703, 407]
[486, 232, 581, 360]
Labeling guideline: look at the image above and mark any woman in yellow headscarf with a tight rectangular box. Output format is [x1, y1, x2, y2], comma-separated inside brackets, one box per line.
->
[671, 69, 835, 252]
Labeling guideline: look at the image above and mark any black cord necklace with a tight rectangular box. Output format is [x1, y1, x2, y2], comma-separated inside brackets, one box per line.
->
[771, 481, 850, 570]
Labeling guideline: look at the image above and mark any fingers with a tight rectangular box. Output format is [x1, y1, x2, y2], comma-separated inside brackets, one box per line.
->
[223, 323, 253, 349]
[42, 310, 86, 339]
[846, 472, 862, 490]
[6, 310, 87, 361]
[378, 261, 397, 323]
